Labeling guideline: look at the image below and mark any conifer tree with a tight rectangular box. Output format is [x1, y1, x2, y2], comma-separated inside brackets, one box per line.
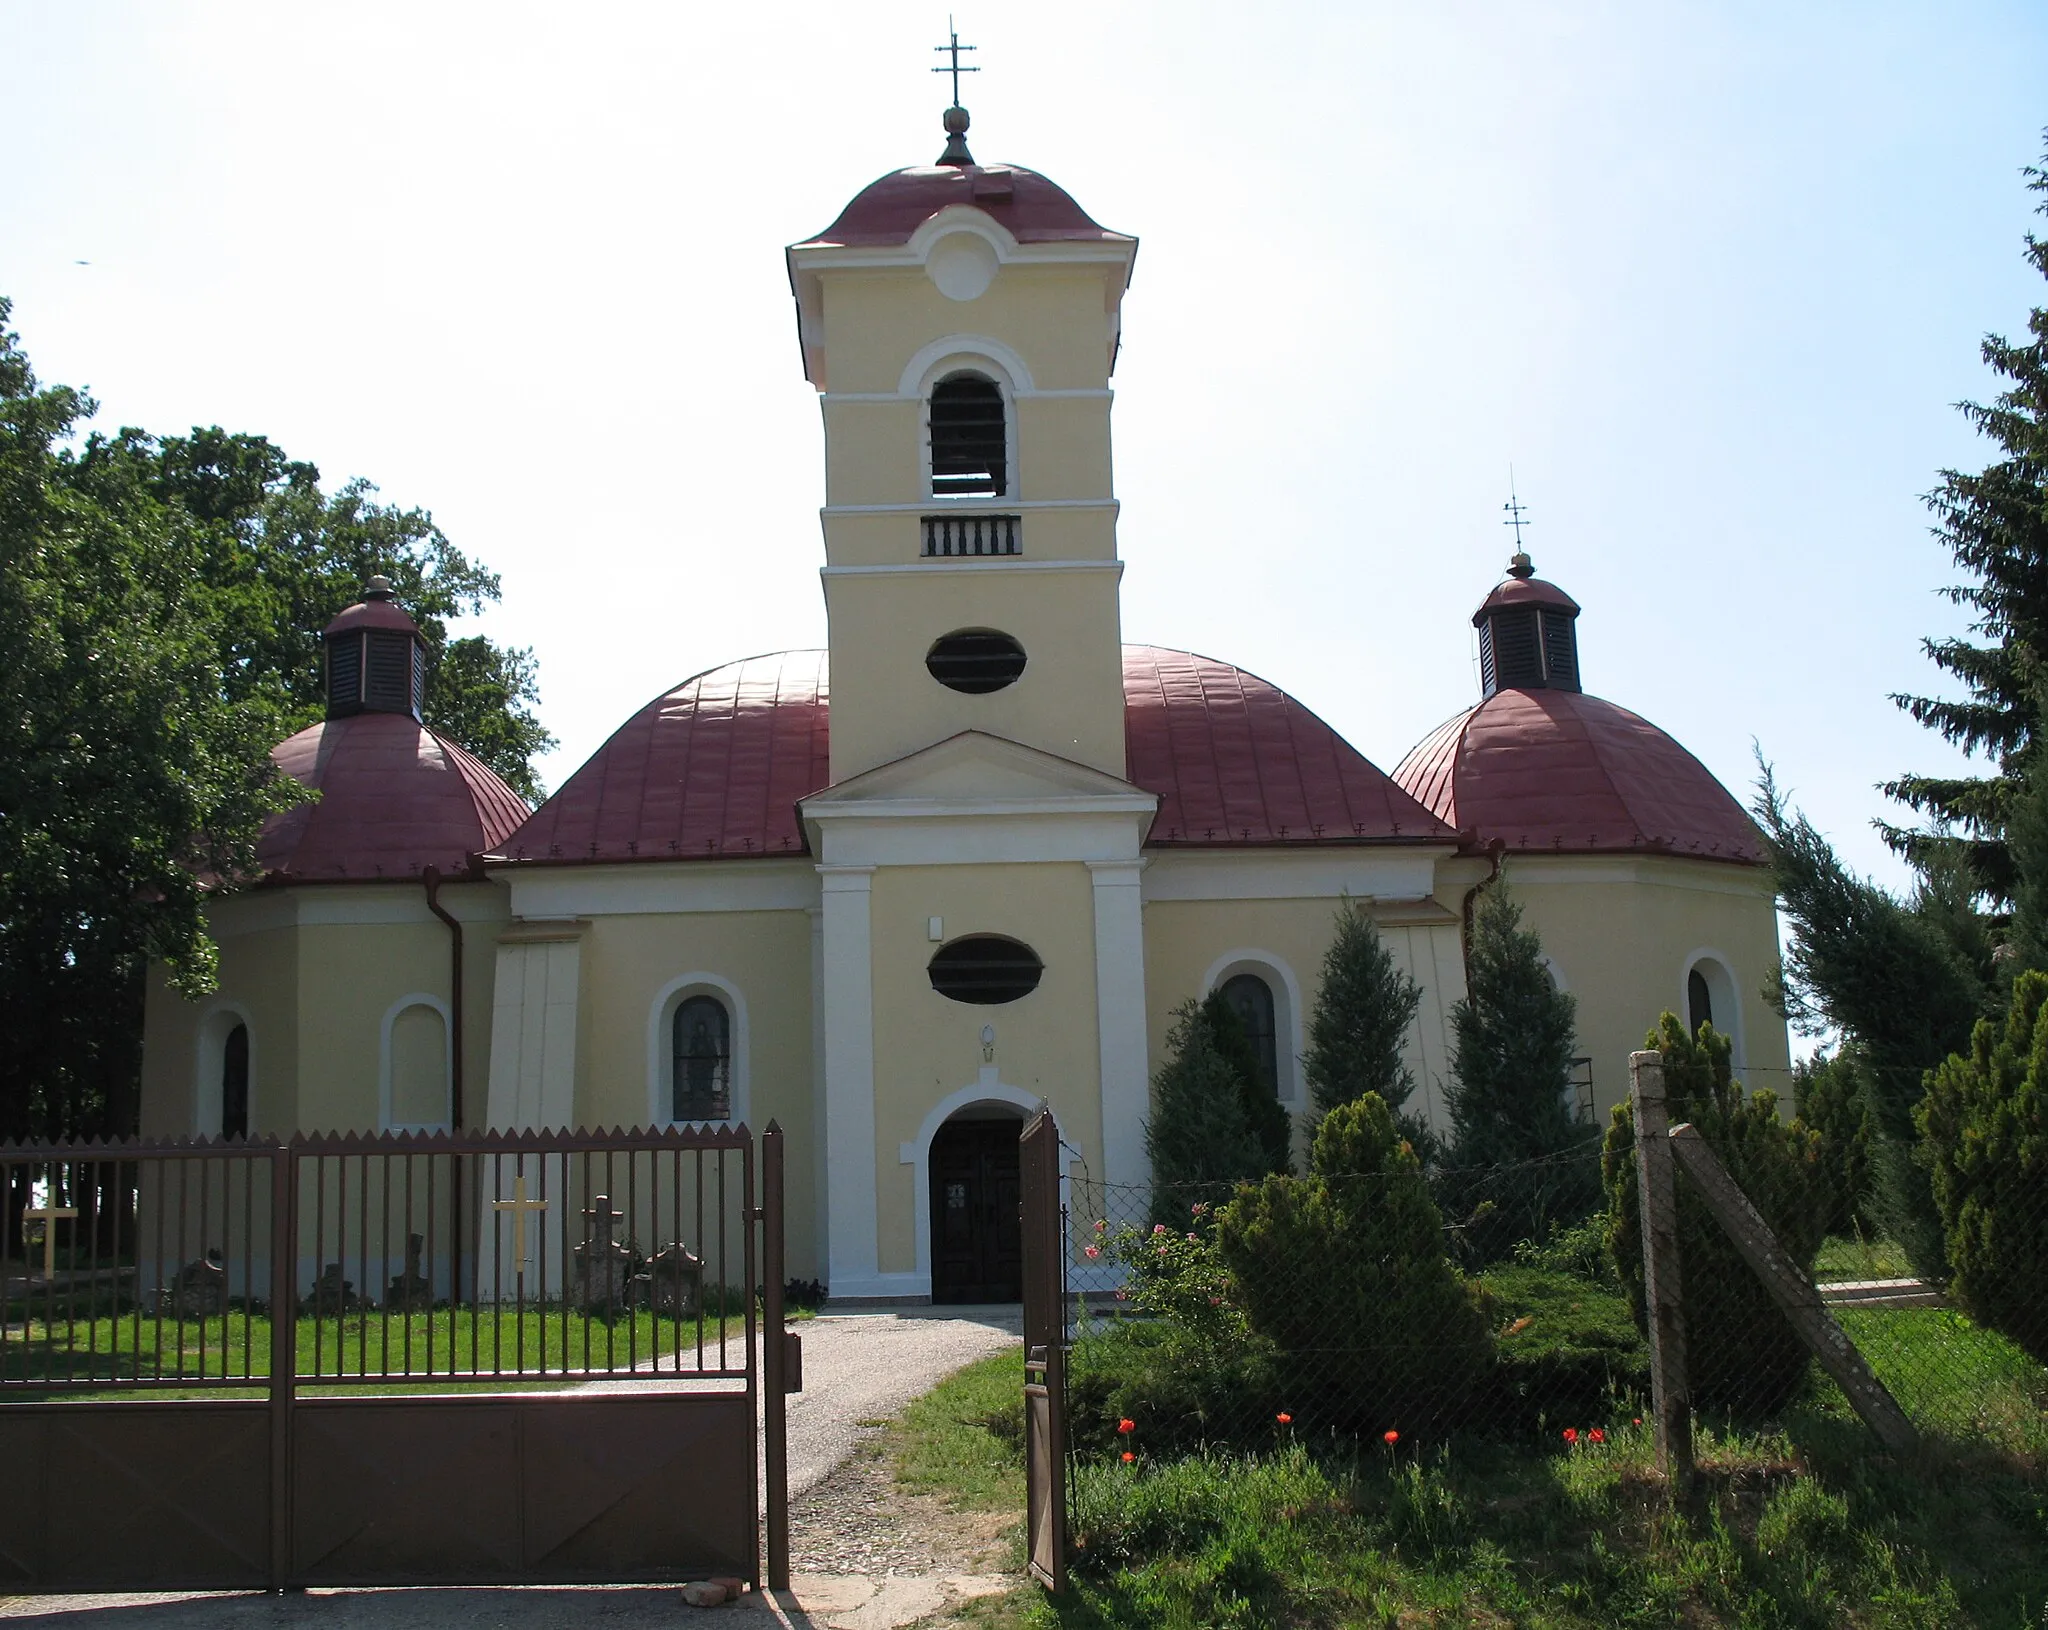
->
[1441, 884, 1598, 1259]
[1882, 145, 2048, 904]
[1199, 988, 1293, 1177]
[1143, 998, 1278, 1220]
[1302, 903, 1423, 1123]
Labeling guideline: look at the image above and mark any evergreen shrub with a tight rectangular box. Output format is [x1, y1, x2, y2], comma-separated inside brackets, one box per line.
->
[1603, 1014, 1828, 1417]
[1440, 885, 1601, 1263]
[1917, 970, 2048, 1364]
[1792, 1048, 1874, 1239]
[1302, 903, 1423, 1127]
[1213, 1094, 1493, 1435]
[1143, 997, 1286, 1224]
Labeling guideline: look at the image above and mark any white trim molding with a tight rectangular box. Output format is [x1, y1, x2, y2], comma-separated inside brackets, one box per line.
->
[899, 333, 1035, 398]
[1201, 949, 1307, 1108]
[894, 1069, 1049, 1300]
[646, 972, 751, 1131]
[818, 866, 880, 1297]
[379, 993, 453, 1133]
[194, 1000, 254, 1138]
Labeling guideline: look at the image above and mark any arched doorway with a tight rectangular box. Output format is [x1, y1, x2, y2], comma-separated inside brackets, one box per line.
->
[928, 1106, 1025, 1304]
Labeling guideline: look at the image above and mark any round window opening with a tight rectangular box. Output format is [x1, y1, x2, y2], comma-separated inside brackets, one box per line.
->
[926, 629, 1027, 695]
[928, 936, 1044, 1005]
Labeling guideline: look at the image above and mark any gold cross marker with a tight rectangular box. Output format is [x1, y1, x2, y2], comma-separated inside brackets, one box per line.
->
[491, 1177, 548, 1275]
[23, 1202, 78, 1278]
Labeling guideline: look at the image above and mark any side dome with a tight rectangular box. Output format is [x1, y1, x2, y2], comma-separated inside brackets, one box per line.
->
[1393, 554, 1759, 863]
[254, 576, 530, 882]
[257, 713, 530, 882]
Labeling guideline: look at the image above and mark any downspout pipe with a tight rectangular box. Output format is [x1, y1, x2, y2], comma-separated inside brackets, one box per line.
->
[422, 864, 465, 1302]
[1459, 838, 1508, 966]
[421, 865, 464, 1131]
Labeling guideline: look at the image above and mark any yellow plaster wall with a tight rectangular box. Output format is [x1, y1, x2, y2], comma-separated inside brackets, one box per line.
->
[825, 567, 1126, 780]
[868, 862, 1103, 1275]
[819, 268, 1117, 395]
[140, 921, 301, 1137]
[563, 910, 820, 1280]
[1502, 858, 1791, 1119]
[296, 920, 466, 1133]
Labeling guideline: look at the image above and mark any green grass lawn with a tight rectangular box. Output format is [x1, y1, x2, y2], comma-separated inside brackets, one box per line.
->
[896, 1327, 2048, 1628]
[1814, 1234, 1917, 1282]
[1, 1305, 751, 1389]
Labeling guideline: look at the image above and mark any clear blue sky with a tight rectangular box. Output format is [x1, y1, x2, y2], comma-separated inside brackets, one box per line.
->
[3, 2, 2043, 898]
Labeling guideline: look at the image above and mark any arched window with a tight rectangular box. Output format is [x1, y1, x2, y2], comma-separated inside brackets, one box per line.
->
[1219, 974, 1279, 1099]
[384, 1001, 451, 1131]
[1687, 968, 1713, 1036]
[672, 996, 732, 1122]
[221, 1024, 250, 1140]
[929, 373, 1007, 497]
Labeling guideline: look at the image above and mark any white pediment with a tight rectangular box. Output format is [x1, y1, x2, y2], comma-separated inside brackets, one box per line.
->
[802, 731, 1155, 817]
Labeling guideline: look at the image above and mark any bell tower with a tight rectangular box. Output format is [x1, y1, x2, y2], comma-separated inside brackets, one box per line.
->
[786, 99, 1138, 783]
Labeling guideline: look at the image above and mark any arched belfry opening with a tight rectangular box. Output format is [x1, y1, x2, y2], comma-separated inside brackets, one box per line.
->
[927, 1103, 1025, 1303]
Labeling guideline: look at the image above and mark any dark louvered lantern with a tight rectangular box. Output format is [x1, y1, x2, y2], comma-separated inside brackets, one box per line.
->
[323, 576, 428, 722]
[1473, 553, 1582, 697]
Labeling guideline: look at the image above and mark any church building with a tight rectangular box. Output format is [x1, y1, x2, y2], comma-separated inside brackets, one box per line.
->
[140, 101, 1788, 1303]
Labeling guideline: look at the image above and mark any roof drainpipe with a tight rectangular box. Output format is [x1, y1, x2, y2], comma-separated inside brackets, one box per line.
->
[422, 864, 465, 1303]
[1460, 838, 1508, 968]
[421, 866, 464, 1132]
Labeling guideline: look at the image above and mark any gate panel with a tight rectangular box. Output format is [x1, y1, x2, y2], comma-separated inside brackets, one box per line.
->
[1018, 1108, 1068, 1594]
[290, 1391, 754, 1586]
[0, 1401, 269, 1592]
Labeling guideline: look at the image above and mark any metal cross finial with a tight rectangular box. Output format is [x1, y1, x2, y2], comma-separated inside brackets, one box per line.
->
[1502, 471, 1531, 549]
[933, 17, 979, 108]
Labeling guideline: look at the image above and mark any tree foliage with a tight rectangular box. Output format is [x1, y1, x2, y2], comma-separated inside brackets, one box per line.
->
[1791, 1048, 1875, 1240]
[82, 425, 554, 803]
[1917, 970, 2048, 1364]
[1440, 885, 1600, 1261]
[1198, 988, 1293, 1178]
[0, 304, 552, 1137]
[1214, 1094, 1494, 1434]
[1751, 763, 1986, 1277]
[1301, 903, 1422, 1125]
[1143, 997, 1288, 1217]
[1603, 1015, 1828, 1417]
[1881, 148, 2048, 904]
[0, 305, 297, 1138]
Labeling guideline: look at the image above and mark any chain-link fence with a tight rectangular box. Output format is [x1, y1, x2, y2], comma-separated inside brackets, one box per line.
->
[1059, 1140, 2047, 1467]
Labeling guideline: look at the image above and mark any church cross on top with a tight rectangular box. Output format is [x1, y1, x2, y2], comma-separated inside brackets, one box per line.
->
[1502, 475, 1531, 549]
[933, 17, 979, 108]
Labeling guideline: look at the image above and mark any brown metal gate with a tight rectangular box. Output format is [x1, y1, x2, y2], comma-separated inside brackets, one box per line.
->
[1018, 1107, 1067, 1594]
[0, 1122, 791, 1595]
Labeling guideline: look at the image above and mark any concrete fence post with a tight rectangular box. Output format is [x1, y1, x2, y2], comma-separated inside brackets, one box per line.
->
[1630, 1050, 1692, 1491]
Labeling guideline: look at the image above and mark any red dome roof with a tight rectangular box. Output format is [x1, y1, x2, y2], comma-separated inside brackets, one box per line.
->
[1124, 647, 1452, 846]
[493, 647, 1451, 866]
[1472, 574, 1579, 625]
[257, 712, 530, 883]
[1392, 689, 1762, 864]
[797, 164, 1127, 250]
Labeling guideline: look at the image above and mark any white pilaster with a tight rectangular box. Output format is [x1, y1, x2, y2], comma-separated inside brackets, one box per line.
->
[818, 866, 880, 1296]
[808, 904, 829, 1281]
[1088, 859, 1151, 1188]
[483, 931, 582, 1132]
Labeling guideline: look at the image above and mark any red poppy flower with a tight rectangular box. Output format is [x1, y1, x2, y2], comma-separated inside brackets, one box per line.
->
[1120, 1450, 1135, 1463]
[1562, 1427, 1579, 1444]
[1589, 1428, 1606, 1444]
[1117, 1418, 1135, 1435]
[1276, 1412, 1292, 1426]
[1383, 1430, 1400, 1445]
[1633, 1417, 1643, 1427]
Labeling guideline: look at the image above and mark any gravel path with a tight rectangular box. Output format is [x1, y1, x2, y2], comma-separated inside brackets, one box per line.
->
[782, 1308, 1019, 1500]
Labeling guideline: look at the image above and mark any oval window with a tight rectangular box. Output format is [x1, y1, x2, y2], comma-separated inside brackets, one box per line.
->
[926, 630, 1027, 695]
[928, 936, 1044, 1004]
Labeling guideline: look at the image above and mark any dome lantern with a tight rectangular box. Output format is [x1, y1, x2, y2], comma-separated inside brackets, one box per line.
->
[322, 576, 428, 722]
[1472, 553, 1582, 697]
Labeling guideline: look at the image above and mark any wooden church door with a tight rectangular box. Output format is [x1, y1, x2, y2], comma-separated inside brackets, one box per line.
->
[928, 1118, 1024, 1304]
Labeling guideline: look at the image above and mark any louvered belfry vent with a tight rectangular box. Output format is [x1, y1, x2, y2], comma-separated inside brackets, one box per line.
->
[1474, 552, 1582, 698]
[929, 374, 1007, 497]
[324, 576, 427, 721]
